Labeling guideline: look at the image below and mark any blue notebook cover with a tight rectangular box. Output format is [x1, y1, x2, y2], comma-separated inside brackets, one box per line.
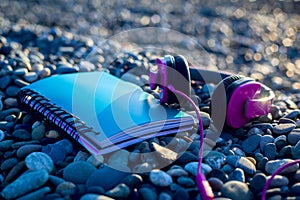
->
[18, 72, 195, 155]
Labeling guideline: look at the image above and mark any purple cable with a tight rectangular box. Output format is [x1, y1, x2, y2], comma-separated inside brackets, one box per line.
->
[167, 85, 205, 174]
[261, 159, 300, 200]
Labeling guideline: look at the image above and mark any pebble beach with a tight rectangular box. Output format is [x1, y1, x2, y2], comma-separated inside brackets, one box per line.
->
[0, 1, 300, 200]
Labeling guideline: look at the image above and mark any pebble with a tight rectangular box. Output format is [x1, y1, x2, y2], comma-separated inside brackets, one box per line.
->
[74, 150, 90, 161]
[31, 123, 45, 140]
[86, 164, 129, 190]
[42, 139, 73, 163]
[242, 134, 261, 153]
[25, 152, 54, 173]
[174, 188, 189, 200]
[16, 144, 42, 158]
[268, 175, 289, 188]
[23, 72, 38, 82]
[105, 183, 130, 199]
[291, 182, 300, 196]
[177, 176, 195, 187]
[263, 143, 277, 160]
[49, 175, 66, 186]
[80, 194, 114, 200]
[1, 169, 49, 199]
[274, 135, 287, 150]
[0, 75, 12, 89]
[158, 192, 172, 200]
[204, 150, 226, 169]
[107, 149, 130, 172]
[63, 161, 97, 184]
[226, 155, 256, 174]
[4, 161, 26, 184]
[272, 123, 296, 135]
[6, 86, 20, 97]
[121, 174, 143, 188]
[0, 139, 14, 151]
[0, 129, 5, 141]
[86, 186, 105, 194]
[210, 169, 228, 182]
[287, 129, 300, 145]
[86, 154, 104, 167]
[260, 135, 274, 151]
[208, 177, 223, 191]
[3, 98, 17, 108]
[176, 151, 198, 164]
[31, 63, 44, 72]
[292, 140, 300, 159]
[184, 162, 212, 176]
[38, 68, 51, 78]
[294, 169, 300, 181]
[249, 173, 267, 193]
[55, 181, 76, 197]
[56, 65, 79, 74]
[152, 142, 178, 164]
[167, 168, 189, 177]
[17, 186, 51, 200]
[283, 109, 300, 119]
[265, 159, 299, 174]
[149, 169, 173, 187]
[221, 181, 252, 200]
[139, 187, 157, 200]
[1, 157, 19, 171]
[279, 145, 292, 158]
[45, 130, 60, 138]
[228, 168, 245, 182]
[12, 129, 31, 140]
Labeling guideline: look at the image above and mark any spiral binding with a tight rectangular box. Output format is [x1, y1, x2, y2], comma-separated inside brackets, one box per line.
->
[18, 89, 100, 143]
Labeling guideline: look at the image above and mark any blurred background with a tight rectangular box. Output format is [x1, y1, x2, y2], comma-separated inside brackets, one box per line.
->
[0, 0, 299, 93]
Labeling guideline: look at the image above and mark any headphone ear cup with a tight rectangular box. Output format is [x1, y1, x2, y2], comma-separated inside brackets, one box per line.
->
[174, 55, 191, 97]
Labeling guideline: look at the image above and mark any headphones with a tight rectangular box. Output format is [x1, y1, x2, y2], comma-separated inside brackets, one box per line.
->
[150, 54, 275, 129]
[148, 55, 289, 200]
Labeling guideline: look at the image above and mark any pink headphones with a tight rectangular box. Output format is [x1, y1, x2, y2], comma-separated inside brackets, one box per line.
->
[148, 55, 296, 200]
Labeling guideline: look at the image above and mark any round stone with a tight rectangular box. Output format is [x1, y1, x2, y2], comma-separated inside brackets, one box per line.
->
[16, 144, 42, 158]
[12, 129, 31, 141]
[274, 135, 287, 150]
[38, 68, 51, 78]
[273, 123, 296, 135]
[167, 168, 189, 177]
[291, 183, 300, 196]
[149, 169, 172, 187]
[1, 157, 19, 171]
[55, 181, 76, 197]
[63, 161, 97, 184]
[6, 86, 20, 97]
[208, 177, 223, 191]
[105, 183, 130, 199]
[260, 135, 274, 151]
[226, 155, 256, 175]
[249, 173, 267, 193]
[221, 181, 252, 200]
[139, 187, 157, 200]
[228, 168, 245, 182]
[177, 176, 195, 187]
[24, 72, 38, 82]
[265, 159, 299, 174]
[120, 174, 143, 188]
[292, 140, 300, 159]
[25, 152, 54, 173]
[31, 124, 45, 140]
[263, 143, 277, 160]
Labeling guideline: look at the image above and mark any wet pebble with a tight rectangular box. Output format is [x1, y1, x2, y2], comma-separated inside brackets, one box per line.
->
[149, 169, 172, 187]
[1, 169, 49, 199]
[25, 152, 54, 173]
[221, 181, 252, 200]
[63, 161, 97, 184]
[265, 159, 299, 174]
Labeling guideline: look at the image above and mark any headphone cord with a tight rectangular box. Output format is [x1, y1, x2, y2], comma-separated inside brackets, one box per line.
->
[261, 159, 300, 200]
[167, 85, 214, 200]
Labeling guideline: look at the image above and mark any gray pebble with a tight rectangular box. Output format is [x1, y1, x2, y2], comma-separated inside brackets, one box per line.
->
[25, 152, 54, 173]
[249, 173, 267, 193]
[14, 68, 28, 76]
[6, 85, 20, 97]
[16, 144, 42, 158]
[139, 187, 158, 200]
[228, 168, 245, 182]
[56, 65, 79, 74]
[45, 130, 60, 139]
[17, 186, 50, 200]
[80, 194, 114, 200]
[265, 159, 299, 174]
[263, 143, 277, 160]
[226, 155, 256, 174]
[31, 63, 44, 72]
[177, 176, 195, 187]
[107, 149, 130, 172]
[204, 151, 226, 169]
[288, 129, 300, 145]
[268, 175, 289, 188]
[260, 135, 274, 151]
[12, 129, 31, 140]
[31, 124, 45, 140]
[273, 123, 296, 135]
[55, 181, 76, 197]
[242, 134, 261, 153]
[105, 183, 130, 199]
[38, 68, 51, 78]
[63, 161, 97, 184]
[1, 169, 49, 199]
[152, 142, 178, 164]
[149, 169, 172, 187]
[24, 72, 38, 82]
[86, 154, 104, 167]
[274, 135, 287, 150]
[221, 181, 252, 200]
[283, 109, 300, 119]
[292, 140, 300, 159]
[167, 168, 189, 177]
[1, 157, 18, 171]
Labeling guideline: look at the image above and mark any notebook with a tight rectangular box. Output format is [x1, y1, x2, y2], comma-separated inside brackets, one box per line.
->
[18, 72, 195, 155]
